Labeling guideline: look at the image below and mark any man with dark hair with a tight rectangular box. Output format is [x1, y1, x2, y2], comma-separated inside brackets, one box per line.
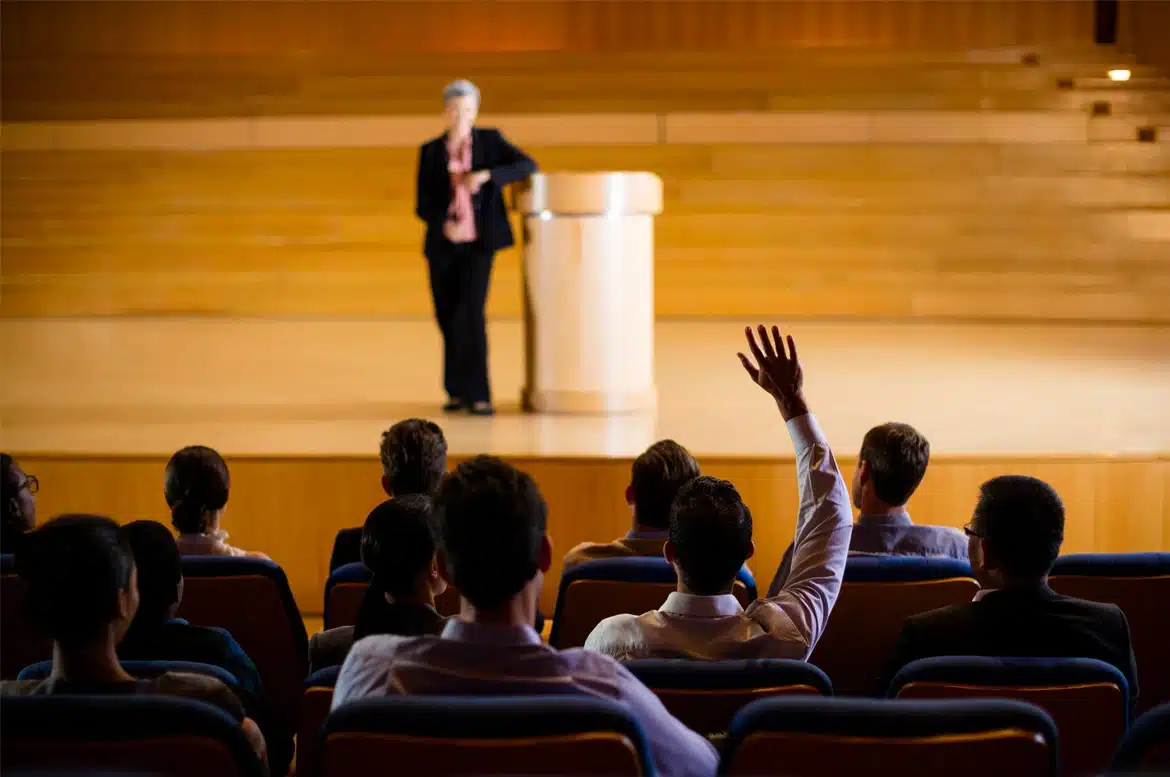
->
[766, 421, 965, 596]
[885, 475, 1139, 700]
[309, 495, 448, 671]
[564, 439, 700, 569]
[332, 455, 718, 777]
[0, 515, 268, 767]
[586, 326, 853, 661]
[329, 419, 448, 571]
[117, 520, 293, 776]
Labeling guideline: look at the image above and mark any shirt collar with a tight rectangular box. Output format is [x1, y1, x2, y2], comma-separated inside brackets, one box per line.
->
[856, 513, 913, 528]
[440, 619, 545, 647]
[626, 529, 669, 540]
[659, 592, 744, 618]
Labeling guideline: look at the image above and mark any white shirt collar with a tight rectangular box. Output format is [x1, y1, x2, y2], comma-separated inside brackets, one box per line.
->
[659, 592, 744, 618]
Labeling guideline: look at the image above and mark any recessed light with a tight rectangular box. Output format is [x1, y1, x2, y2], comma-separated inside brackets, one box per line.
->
[1108, 69, 1131, 82]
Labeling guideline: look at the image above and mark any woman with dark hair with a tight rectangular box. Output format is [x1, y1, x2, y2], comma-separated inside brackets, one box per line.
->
[1, 453, 37, 552]
[165, 446, 268, 559]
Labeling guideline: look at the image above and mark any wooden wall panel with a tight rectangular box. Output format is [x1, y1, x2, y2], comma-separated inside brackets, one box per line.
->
[5, 142, 1168, 323]
[1, 1, 1096, 60]
[15, 453, 1169, 616]
[1121, 0, 1170, 72]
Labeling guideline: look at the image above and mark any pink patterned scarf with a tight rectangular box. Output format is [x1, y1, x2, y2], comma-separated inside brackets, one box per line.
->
[444, 133, 477, 243]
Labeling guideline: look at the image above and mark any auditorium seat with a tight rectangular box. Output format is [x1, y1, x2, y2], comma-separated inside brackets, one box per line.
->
[890, 656, 1129, 777]
[1048, 552, 1170, 714]
[548, 556, 757, 649]
[0, 553, 52, 679]
[1111, 702, 1170, 773]
[320, 696, 653, 777]
[808, 556, 979, 695]
[177, 556, 308, 729]
[17, 659, 239, 689]
[323, 561, 460, 630]
[299, 665, 341, 777]
[720, 697, 1058, 777]
[624, 658, 831, 736]
[0, 694, 266, 777]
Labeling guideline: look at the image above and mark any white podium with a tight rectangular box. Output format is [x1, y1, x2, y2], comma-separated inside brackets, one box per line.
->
[515, 172, 663, 414]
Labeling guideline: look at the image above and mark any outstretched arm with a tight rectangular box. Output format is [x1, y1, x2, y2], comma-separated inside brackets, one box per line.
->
[737, 326, 853, 657]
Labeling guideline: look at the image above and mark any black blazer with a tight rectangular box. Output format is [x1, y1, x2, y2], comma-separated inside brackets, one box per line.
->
[415, 127, 537, 259]
[884, 585, 1140, 701]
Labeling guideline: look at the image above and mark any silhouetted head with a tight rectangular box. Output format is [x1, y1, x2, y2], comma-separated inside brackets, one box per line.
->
[2, 453, 37, 549]
[967, 475, 1064, 588]
[379, 419, 448, 498]
[628, 440, 700, 531]
[852, 423, 930, 512]
[164, 446, 230, 535]
[667, 476, 754, 596]
[122, 520, 183, 628]
[361, 494, 445, 601]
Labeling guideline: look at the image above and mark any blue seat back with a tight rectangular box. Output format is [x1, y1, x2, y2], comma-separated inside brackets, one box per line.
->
[550, 556, 757, 648]
[1, 694, 265, 777]
[18, 659, 238, 689]
[891, 656, 1128, 776]
[322, 695, 654, 777]
[722, 696, 1058, 777]
[178, 556, 307, 727]
[626, 658, 831, 735]
[1049, 552, 1170, 714]
[1112, 702, 1170, 773]
[808, 555, 979, 695]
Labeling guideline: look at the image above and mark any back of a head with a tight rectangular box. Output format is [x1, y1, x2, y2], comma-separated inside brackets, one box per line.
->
[859, 423, 930, 506]
[121, 520, 182, 626]
[630, 440, 701, 530]
[433, 455, 547, 610]
[669, 476, 753, 595]
[380, 419, 448, 496]
[360, 494, 435, 598]
[16, 514, 134, 645]
[975, 475, 1065, 579]
[164, 446, 229, 535]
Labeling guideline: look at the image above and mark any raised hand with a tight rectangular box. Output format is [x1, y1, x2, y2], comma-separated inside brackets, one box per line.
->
[737, 325, 808, 421]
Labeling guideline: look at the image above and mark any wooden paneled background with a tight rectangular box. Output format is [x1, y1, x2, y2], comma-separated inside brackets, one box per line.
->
[0, 1, 1098, 58]
[18, 453, 1170, 615]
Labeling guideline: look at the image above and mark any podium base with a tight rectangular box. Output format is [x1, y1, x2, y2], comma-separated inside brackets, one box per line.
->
[522, 388, 656, 415]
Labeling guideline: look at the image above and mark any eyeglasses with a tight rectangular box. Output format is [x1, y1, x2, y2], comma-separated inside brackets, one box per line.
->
[962, 521, 982, 539]
[18, 474, 38, 495]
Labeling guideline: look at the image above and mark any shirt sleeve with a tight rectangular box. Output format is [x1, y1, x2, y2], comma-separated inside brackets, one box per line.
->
[613, 663, 718, 777]
[745, 413, 853, 657]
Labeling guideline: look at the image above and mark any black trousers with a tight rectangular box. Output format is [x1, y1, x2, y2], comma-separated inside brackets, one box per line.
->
[427, 240, 494, 404]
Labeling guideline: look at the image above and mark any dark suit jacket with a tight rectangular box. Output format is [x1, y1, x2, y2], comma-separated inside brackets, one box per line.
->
[415, 126, 537, 259]
[884, 585, 1140, 701]
[118, 617, 294, 775]
[329, 527, 363, 572]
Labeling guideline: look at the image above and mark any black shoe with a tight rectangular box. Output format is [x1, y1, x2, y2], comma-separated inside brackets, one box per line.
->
[468, 402, 496, 416]
[442, 398, 465, 413]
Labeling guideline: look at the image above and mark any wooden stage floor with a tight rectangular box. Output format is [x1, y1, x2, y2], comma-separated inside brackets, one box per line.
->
[2, 318, 1168, 613]
[2, 318, 1168, 457]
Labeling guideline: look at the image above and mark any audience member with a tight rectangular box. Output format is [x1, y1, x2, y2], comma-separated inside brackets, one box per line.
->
[766, 421, 965, 595]
[329, 419, 448, 571]
[118, 520, 293, 775]
[884, 475, 1139, 700]
[1, 453, 37, 552]
[585, 326, 853, 660]
[166, 446, 268, 560]
[310, 495, 448, 672]
[0, 515, 268, 769]
[563, 440, 699, 569]
[332, 455, 717, 777]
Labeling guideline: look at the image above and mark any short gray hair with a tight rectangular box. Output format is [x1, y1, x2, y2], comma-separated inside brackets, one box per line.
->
[443, 79, 480, 106]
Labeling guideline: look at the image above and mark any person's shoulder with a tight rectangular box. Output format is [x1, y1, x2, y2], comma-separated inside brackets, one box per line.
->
[564, 539, 629, 569]
[152, 670, 230, 696]
[906, 601, 974, 631]
[0, 679, 43, 696]
[1048, 592, 1126, 621]
[420, 134, 445, 151]
[347, 632, 424, 661]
